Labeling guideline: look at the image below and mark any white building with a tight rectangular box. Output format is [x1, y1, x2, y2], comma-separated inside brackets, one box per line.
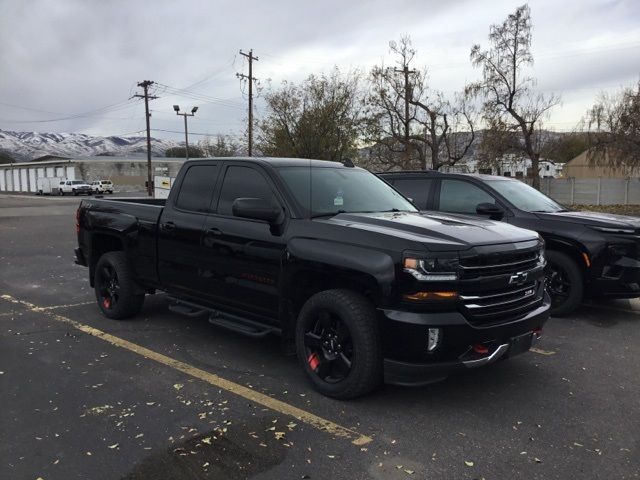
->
[441, 155, 563, 178]
[0, 157, 186, 193]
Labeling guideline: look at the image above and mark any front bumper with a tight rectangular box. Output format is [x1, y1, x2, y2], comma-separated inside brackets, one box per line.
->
[589, 260, 640, 299]
[380, 294, 550, 386]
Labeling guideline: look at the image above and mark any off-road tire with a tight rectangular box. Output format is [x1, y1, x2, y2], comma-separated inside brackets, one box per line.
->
[94, 251, 145, 320]
[545, 250, 584, 316]
[295, 289, 382, 399]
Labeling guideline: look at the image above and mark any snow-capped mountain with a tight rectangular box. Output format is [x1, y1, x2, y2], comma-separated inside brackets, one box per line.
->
[0, 130, 180, 162]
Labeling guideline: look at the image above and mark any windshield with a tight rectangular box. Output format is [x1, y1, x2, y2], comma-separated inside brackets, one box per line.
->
[488, 179, 566, 213]
[277, 166, 417, 217]
[71, 180, 86, 185]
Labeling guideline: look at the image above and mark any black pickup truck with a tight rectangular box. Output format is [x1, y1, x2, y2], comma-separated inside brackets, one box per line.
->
[75, 158, 550, 398]
[380, 171, 640, 316]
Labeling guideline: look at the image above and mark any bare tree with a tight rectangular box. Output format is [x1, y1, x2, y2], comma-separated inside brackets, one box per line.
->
[470, 4, 559, 188]
[366, 36, 476, 171]
[585, 80, 640, 167]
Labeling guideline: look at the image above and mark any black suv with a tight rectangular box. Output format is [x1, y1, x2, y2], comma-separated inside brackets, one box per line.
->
[380, 171, 640, 315]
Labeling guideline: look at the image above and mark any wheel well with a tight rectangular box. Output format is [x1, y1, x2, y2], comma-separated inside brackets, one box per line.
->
[544, 238, 589, 279]
[287, 268, 380, 320]
[89, 234, 124, 286]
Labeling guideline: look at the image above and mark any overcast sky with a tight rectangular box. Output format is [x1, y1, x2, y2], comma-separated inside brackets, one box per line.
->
[0, 0, 638, 141]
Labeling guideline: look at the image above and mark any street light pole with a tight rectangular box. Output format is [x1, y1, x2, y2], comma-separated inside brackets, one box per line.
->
[173, 105, 198, 161]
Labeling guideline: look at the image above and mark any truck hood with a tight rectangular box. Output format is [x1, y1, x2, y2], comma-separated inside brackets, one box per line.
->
[535, 210, 640, 230]
[320, 211, 538, 250]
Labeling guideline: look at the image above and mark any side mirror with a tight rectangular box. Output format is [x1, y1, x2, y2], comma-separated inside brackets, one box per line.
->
[476, 202, 505, 220]
[232, 198, 282, 224]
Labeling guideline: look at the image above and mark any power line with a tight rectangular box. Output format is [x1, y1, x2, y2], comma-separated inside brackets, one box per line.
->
[155, 83, 244, 109]
[0, 98, 141, 124]
[237, 49, 258, 156]
[151, 128, 232, 137]
[175, 54, 237, 92]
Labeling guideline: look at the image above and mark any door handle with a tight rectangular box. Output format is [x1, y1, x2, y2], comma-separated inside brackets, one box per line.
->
[205, 227, 222, 236]
[161, 221, 176, 232]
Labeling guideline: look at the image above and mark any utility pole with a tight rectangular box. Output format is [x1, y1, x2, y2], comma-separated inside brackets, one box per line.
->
[173, 105, 198, 160]
[133, 80, 159, 196]
[237, 49, 258, 156]
[393, 65, 416, 165]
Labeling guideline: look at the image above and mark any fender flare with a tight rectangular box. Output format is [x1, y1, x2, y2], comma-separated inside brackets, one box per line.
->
[284, 238, 396, 296]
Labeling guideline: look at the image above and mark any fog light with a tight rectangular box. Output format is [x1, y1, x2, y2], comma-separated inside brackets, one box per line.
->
[427, 328, 441, 352]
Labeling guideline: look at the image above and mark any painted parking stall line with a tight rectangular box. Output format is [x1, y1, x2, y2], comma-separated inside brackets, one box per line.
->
[0, 294, 372, 446]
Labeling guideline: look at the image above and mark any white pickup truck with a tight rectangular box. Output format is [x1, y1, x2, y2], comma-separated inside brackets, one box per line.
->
[58, 179, 93, 196]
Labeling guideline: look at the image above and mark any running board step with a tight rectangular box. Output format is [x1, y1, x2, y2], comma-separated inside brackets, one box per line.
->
[208, 311, 276, 338]
[168, 303, 207, 318]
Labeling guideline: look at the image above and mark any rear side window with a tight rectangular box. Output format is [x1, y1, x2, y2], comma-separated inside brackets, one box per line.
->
[175, 165, 218, 213]
[392, 178, 432, 210]
[438, 179, 495, 214]
[217, 166, 276, 217]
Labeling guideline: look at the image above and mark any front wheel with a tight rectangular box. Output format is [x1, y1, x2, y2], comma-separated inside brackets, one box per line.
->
[94, 251, 145, 319]
[295, 289, 382, 399]
[544, 251, 584, 316]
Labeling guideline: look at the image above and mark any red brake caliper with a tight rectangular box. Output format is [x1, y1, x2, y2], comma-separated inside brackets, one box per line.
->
[308, 353, 320, 371]
[103, 298, 111, 309]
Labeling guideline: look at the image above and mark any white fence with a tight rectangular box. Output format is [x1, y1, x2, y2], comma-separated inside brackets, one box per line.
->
[539, 177, 640, 205]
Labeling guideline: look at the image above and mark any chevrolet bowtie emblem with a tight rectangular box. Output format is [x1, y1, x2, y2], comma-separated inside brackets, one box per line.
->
[509, 271, 528, 286]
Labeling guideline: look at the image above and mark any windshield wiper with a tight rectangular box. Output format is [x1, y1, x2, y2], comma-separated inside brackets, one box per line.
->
[531, 209, 570, 213]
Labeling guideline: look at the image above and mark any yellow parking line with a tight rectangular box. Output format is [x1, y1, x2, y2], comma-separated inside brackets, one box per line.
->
[40, 301, 95, 310]
[530, 347, 556, 356]
[0, 294, 372, 446]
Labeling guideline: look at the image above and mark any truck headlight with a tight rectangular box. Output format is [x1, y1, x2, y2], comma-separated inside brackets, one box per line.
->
[538, 249, 546, 266]
[403, 255, 459, 281]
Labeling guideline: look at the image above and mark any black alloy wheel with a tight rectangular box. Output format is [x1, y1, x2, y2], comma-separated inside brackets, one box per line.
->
[97, 263, 120, 312]
[94, 251, 145, 319]
[303, 310, 354, 384]
[295, 289, 382, 399]
[544, 250, 584, 316]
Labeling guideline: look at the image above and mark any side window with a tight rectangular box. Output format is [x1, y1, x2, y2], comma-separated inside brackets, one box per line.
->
[175, 165, 218, 213]
[438, 179, 495, 214]
[217, 166, 276, 217]
[392, 178, 432, 210]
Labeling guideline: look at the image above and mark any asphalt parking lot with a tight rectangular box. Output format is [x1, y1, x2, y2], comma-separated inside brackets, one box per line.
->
[1, 194, 639, 480]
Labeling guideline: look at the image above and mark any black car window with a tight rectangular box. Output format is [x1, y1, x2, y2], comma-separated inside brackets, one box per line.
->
[217, 166, 276, 217]
[175, 164, 218, 213]
[392, 178, 432, 210]
[438, 179, 495, 214]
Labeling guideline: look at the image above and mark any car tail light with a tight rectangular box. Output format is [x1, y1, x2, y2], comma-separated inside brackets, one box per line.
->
[75, 207, 80, 234]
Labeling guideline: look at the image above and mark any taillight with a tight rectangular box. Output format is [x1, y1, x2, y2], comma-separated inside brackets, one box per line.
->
[75, 207, 80, 234]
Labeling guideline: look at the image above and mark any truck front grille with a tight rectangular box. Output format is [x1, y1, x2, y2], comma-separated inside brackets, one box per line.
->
[459, 250, 539, 279]
[460, 282, 543, 326]
[457, 245, 545, 326]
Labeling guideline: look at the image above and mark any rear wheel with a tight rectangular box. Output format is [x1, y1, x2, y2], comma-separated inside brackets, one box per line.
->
[544, 250, 584, 316]
[94, 252, 145, 319]
[295, 289, 382, 399]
